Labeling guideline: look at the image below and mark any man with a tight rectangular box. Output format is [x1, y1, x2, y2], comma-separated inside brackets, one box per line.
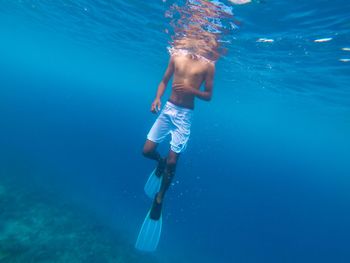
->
[135, 2, 219, 252]
[142, 51, 215, 220]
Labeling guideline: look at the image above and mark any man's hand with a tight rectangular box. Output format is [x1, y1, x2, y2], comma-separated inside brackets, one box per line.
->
[173, 72, 213, 101]
[151, 98, 161, 114]
[173, 83, 195, 95]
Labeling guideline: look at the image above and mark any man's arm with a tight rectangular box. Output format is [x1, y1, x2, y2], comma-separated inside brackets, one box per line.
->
[192, 63, 215, 101]
[151, 57, 175, 113]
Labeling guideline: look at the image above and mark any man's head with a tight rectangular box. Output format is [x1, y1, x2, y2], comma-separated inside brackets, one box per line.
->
[172, 26, 220, 61]
[168, 0, 231, 62]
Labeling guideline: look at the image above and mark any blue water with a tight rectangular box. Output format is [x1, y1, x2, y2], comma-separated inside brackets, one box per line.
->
[1, 1, 350, 262]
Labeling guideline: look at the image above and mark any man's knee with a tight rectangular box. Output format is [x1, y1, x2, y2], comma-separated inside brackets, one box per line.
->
[142, 146, 152, 157]
[142, 140, 157, 157]
[166, 156, 177, 169]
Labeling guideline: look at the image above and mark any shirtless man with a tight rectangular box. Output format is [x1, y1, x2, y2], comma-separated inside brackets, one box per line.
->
[142, 52, 215, 220]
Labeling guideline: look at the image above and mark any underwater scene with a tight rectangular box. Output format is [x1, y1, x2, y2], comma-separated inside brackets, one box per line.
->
[0, 0, 350, 262]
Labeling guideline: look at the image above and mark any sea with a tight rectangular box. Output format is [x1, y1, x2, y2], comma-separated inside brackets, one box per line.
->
[0, 0, 349, 262]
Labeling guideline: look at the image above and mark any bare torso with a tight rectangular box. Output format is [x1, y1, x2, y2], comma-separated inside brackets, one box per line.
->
[170, 55, 212, 109]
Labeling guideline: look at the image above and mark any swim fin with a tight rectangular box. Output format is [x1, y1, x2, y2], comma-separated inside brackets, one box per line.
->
[144, 169, 161, 199]
[135, 199, 163, 252]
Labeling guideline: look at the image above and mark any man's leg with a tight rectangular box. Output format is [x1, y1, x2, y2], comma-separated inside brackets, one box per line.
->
[142, 139, 166, 176]
[156, 149, 179, 203]
[142, 139, 160, 161]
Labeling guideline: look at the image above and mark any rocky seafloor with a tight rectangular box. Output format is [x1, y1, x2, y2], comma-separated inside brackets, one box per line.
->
[0, 179, 157, 263]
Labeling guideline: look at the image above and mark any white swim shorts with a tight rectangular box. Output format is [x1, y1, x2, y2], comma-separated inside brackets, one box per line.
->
[147, 101, 193, 153]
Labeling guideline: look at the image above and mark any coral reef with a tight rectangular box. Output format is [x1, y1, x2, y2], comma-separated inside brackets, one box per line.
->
[0, 182, 157, 263]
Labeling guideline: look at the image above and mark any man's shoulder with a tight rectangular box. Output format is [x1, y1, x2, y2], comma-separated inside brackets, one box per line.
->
[206, 62, 215, 72]
[170, 54, 182, 66]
